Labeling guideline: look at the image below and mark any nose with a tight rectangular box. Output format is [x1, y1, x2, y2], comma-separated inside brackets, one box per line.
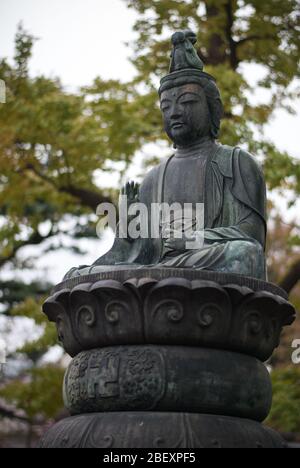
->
[170, 102, 183, 120]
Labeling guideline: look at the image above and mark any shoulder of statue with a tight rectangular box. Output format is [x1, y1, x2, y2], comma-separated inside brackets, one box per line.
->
[215, 145, 267, 225]
[212, 144, 234, 178]
[213, 144, 264, 182]
[235, 147, 265, 182]
[233, 148, 267, 227]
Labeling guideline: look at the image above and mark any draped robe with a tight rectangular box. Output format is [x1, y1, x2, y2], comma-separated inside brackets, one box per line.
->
[65, 139, 267, 280]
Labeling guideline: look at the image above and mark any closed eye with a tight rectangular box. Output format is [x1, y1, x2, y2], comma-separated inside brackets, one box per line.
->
[160, 99, 171, 112]
[179, 99, 199, 105]
[177, 92, 201, 105]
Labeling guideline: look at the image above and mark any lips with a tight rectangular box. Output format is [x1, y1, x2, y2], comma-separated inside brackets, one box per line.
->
[171, 122, 184, 129]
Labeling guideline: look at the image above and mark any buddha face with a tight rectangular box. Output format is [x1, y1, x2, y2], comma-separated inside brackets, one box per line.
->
[160, 83, 211, 147]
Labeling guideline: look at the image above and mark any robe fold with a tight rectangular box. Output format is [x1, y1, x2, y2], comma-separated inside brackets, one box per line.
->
[64, 142, 267, 280]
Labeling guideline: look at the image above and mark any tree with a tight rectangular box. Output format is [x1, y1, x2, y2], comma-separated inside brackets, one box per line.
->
[267, 367, 300, 434]
[0, 24, 163, 274]
[0, 365, 65, 447]
[264, 204, 300, 366]
[0, 24, 163, 439]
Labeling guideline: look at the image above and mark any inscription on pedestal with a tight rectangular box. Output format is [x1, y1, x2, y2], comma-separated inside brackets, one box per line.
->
[64, 347, 166, 413]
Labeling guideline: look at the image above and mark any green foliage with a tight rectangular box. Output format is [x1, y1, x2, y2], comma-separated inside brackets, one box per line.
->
[126, 0, 300, 81]
[1, 9, 299, 273]
[0, 26, 159, 270]
[14, 23, 36, 78]
[0, 365, 65, 420]
[267, 367, 300, 433]
[9, 296, 58, 355]
[125, 0, 300, 200]
[0, 280, 51, 311]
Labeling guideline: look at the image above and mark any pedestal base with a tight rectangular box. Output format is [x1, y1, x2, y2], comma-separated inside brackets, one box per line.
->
[43, 268, 295, 361]
[41, 269, 295, 449]
[63, 346, 272, 421]
[39, 412, 286, 448]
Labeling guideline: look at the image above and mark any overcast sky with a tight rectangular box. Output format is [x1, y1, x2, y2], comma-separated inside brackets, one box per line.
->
[0, 0, 299, 285]
[0, 0, 138, 85]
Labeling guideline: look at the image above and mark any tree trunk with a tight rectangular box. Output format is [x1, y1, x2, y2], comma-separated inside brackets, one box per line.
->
[204, 2, 227, 66]
[203, 1, 238, 69]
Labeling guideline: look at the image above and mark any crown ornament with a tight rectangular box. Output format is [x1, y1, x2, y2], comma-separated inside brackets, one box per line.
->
[159, 30, 215, 95]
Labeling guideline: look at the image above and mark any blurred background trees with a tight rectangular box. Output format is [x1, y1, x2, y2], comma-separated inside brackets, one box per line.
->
[0, 0, 299, 446]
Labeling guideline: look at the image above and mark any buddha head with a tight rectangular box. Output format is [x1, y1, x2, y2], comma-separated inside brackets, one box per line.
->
[159, 30, 223, 147]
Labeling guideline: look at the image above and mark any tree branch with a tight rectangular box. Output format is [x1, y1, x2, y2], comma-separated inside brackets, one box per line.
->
[236, 34, 276, 46]
[279, 258, 300, 294]
[59, 185, 112, 211]
[0, 404, 31, 423]
[24, 163, 59, 190]
[0, 229, 56, 268]
[25, 164, 112, 211]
